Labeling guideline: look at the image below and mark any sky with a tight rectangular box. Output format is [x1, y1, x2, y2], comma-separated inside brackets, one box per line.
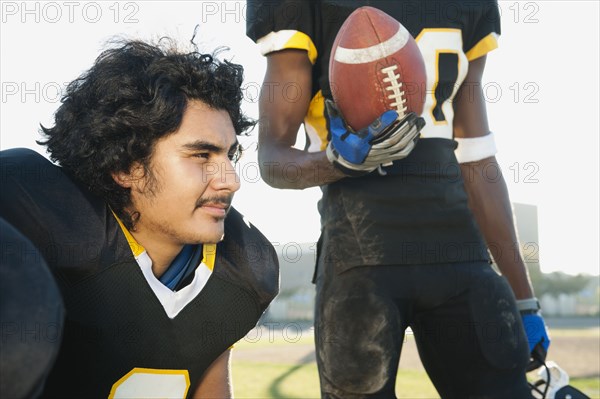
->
[1, 1, 598, 276]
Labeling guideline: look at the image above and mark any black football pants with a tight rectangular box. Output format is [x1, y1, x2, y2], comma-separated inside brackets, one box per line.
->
[314, 262, 533, 399]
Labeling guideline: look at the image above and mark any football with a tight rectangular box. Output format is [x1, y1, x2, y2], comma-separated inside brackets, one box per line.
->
[329, 6, 426, 131]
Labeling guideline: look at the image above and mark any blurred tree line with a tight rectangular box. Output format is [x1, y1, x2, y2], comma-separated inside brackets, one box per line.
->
[528, 263, 596, 297]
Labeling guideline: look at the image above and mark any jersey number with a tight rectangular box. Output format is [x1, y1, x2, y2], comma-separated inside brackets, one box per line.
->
[109, 368, 190, 399]
[416, 29, 467, 139]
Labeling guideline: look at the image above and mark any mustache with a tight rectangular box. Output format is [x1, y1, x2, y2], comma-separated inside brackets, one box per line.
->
[195, 195, 234, 209]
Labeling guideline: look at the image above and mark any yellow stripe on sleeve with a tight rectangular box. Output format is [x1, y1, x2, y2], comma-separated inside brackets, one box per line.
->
[284, 31, 318, 64]
[466, 32, 499, 61]
[257, 30, 318, 64]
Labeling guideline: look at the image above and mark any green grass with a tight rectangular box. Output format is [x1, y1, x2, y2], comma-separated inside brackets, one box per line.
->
[232, 327, 600, 399]
[571, 377, 600, 398]
[233, 361, 320, 399]
[233, 361, 600, 399]
[232, 361, 439, 399]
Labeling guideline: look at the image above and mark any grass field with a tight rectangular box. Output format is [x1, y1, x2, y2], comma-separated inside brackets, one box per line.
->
[233, 361, 440, 398]
[233, 361, 599, 398]
[231, 326, 600, 399]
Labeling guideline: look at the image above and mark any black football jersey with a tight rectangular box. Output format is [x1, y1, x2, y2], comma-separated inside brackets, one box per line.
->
[247, 0, 500, 270]
[0, 218, 64, 399]
[0, 148, 279, 398]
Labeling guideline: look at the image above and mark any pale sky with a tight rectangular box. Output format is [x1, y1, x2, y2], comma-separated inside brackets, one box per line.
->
[1, 1, 598, 276]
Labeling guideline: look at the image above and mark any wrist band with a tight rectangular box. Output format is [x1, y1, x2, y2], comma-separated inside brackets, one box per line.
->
[516, 297, 540, 312]
[455, 132, 497, 163]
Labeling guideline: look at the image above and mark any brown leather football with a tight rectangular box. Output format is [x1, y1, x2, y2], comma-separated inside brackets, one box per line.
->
[329, 6, 426, 131]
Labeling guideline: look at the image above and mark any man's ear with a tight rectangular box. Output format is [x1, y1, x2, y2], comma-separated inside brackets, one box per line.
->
[112, 163, 145, 189]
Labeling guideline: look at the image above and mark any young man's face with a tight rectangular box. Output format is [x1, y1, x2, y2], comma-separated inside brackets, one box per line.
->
[127, 100, 241, 247]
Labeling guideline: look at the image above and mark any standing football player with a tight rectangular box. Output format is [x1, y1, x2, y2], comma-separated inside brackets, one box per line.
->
[247, 0, 549, 397]
[0, 39, 279, 398]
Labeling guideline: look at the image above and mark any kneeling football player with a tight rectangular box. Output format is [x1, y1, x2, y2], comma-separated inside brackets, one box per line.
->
[0, 39, 279, 398]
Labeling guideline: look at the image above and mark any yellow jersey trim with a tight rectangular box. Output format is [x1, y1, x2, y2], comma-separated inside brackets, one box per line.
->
[415, 27, 461, 42]
[415, 28, 498, 62]
[285, 31, 318, 64]
[305, 90, 329, 151]
[111, 211, 145, 257]
[109, 368, 190, 399]
[466, 32, 499, 61]
[257, 30, 318, 64]
[111, 211, 216, 269]
[203, 243, 216, 271]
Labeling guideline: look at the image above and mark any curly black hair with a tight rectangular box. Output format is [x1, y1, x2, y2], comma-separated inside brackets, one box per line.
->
[39, 38, 255, 228]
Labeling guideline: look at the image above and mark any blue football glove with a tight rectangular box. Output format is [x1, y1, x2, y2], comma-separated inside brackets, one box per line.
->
[325, 100, 424, 176]
[522, 313, 551, 353]
[518, 298, 551, 369]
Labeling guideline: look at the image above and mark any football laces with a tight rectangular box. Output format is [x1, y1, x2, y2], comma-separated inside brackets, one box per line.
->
[381, 64, 408, 118]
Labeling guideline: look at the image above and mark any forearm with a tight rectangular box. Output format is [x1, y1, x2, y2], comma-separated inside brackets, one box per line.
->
[258, 143, 344, 189]
[258, 50, 345, 189]
[192, 350, 232, 399]
[460, 157, 534, 299]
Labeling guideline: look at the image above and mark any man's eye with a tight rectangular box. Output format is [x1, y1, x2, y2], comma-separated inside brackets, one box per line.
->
[194, 153, 210, 159]
[229, 147, 242, 163]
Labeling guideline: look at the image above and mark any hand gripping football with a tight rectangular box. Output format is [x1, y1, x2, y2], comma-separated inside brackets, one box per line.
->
[329, 6, 426, 131]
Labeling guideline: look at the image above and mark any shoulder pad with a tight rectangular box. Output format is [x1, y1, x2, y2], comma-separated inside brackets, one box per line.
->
[215, 207, 280, 313]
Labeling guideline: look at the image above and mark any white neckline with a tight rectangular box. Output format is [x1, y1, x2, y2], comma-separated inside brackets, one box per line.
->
[135, 251, 213, 319]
